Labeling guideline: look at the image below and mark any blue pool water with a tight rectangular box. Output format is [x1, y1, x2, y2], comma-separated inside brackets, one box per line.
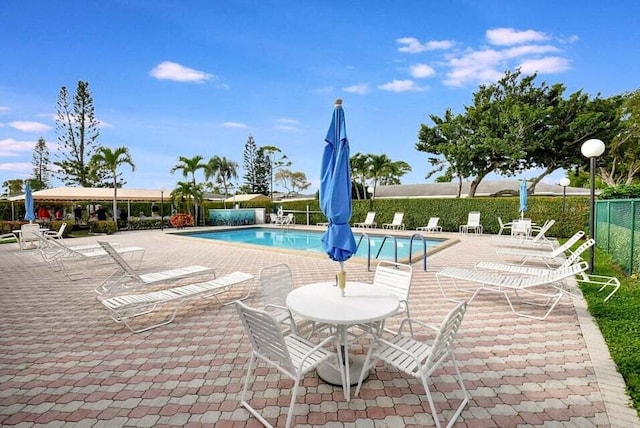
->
[181, 227, 443, 260]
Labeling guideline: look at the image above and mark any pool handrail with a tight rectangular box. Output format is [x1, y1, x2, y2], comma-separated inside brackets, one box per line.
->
[408, 233, 428, 271]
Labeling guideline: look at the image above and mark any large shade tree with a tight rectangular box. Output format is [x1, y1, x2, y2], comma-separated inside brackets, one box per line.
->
[54, 81, 104, 187]
[89, 146, 135, 219]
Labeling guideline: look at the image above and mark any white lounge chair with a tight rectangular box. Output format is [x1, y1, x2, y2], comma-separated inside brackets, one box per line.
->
[416, 217, 442, 232]
[382, 212, 405, 230]
[33, 232, 145, 279]
[459, 211, 483, 234]
[99, 270, 254, 333]
[0, 233, 17, 244]
[496, 230, 584, 267]
[476, 239, 620, 302]
[355, 301, 469, 428]
[235, 301, 339, 428]
[95, 241, 213, 295]
[436, 261, 589, 320]
[44, 222, 67, 241]
[354, 211, 376, 228]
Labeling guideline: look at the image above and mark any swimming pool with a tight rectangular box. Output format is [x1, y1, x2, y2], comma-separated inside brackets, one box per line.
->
[179, 227, 445, 261]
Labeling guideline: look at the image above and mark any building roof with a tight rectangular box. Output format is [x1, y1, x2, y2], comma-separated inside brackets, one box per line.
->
[374, 180, 591, 199]
[7, 186, 165, 202]
[223, 193, 271, 203]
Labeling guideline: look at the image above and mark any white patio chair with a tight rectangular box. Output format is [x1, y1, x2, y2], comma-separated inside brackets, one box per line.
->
[436, 261, 588, 320]
[382, 212, 405, 230]
[19, 223, 42, 250]
[351, 260, 413, 337]
[355, 301, 469, 428]
[416, 217, 442, 232]
[354, 211, 376, 228]
[44, 222, 67, 241]
[95, 241, 213, 295]
[235, 300, 339, 428]
[459, 211, 483, 234]
[259, 264, 299, 334]
[497, 217, 513, 235]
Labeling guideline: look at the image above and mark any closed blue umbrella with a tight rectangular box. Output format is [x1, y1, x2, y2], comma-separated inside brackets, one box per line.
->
[320, 99, 357, 296]
[24, 182, 35, 223]
[519, 180, 528, 219]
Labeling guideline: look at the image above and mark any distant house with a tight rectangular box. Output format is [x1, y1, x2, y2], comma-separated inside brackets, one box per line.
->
[373, 180, 591, 199]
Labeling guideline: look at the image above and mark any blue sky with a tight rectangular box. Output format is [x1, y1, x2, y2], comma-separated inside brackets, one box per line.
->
[1, 0, 638, 194]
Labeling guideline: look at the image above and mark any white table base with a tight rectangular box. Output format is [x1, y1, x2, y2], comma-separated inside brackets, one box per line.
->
[317, 355, 366, 386]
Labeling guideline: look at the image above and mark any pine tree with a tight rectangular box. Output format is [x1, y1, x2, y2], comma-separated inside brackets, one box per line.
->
[54, 81, 104, 187]
[31, 137, 51, 191]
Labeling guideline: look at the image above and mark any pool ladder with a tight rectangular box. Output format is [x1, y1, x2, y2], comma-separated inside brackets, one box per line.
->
[356, 233, 428, 271]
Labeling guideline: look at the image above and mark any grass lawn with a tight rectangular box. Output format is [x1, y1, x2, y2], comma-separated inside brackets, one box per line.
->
[581, 247, 640, 415]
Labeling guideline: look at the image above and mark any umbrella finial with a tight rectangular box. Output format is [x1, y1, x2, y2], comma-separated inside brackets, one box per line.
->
[334, 98, 343, 107]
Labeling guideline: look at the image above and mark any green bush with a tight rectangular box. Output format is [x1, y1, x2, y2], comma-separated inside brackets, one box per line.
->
[88, 220, 118, 234]
[600, 184, 640, 199]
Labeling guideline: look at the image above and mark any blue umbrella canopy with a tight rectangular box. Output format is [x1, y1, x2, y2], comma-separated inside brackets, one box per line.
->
[24, 182, 35, 223]
[320, 99, 357, 265]
[519, 180, 528, 218]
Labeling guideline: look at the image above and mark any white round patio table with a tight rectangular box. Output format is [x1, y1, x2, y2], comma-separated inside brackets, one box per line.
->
[286, 281, 399, 401]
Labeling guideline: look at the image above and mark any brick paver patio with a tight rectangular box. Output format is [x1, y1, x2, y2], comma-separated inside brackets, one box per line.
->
[1, 227, 638, 427]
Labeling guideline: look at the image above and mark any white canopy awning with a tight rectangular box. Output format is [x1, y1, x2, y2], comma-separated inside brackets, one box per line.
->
[8, 186, 165, 202]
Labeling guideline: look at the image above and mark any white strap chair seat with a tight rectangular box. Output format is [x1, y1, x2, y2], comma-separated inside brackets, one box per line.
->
[100, 271, 254, 333]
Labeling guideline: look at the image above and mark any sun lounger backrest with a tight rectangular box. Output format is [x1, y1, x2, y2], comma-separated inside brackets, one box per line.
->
[98, 241, 141, 281]
[558, 239, 594, 270]
[425, 300, 467, 373]
[523, 260, 588, 287]
[530, 219, 556, 243]
[427, 217, 439, 228]
[551, 231, 585, 257]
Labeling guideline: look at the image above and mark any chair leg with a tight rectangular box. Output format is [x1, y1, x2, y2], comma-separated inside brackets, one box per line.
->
[240, 353, 275, 427]
[285, 378, 301, 428]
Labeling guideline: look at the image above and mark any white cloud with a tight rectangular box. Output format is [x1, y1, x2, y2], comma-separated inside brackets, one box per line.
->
[0, 138, 34, 156]
[0, 162, 31, 172]
[378, 80, 427, 92]
[409, 63, 436, 78]
[443, 43, 568, 87]
[519, 56, 571, 74]
[343, 83, 370, 95]
[0, 106, 10, 114]
[486, 28, 550, 46]
[274, 125, 299, 132]
[222, 122, 247, 128]
[7, 121, 52, 133]
[149, 61, 214, 83]
[277, 118, 299, 125]
[396, 37, 455, 53]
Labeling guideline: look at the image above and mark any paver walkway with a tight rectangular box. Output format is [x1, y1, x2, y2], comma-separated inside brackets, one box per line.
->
[0, 228, 638, 427]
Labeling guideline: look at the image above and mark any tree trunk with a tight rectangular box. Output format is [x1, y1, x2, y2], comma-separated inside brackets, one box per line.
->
[527, 165, 556, 193]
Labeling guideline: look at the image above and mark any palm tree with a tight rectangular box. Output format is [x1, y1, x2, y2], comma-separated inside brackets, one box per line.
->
[368, 154, 394, 197]
[89, 146, 135, 220]
[204, 156, 238, 197]
[171, 156, 206, 223]
[350, 152, 372, 200]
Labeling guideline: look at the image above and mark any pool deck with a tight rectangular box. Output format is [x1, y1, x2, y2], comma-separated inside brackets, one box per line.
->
[1, 227, 638, 427]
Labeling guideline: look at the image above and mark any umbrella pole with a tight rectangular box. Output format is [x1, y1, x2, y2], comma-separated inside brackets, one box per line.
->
[337, 261, 346, 297]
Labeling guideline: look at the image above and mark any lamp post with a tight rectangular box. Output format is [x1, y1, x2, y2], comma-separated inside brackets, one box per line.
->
[160, 187, 165, 232]
[367, 186, 374, 211]
[559, 177, 570, 238]
[581, 139, 605, 274]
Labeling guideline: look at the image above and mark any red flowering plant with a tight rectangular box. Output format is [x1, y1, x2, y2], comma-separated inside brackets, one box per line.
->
[169, 213, 194, 228]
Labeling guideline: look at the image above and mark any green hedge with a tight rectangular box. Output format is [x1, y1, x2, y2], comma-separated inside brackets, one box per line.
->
[221, 196, 590, 238]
